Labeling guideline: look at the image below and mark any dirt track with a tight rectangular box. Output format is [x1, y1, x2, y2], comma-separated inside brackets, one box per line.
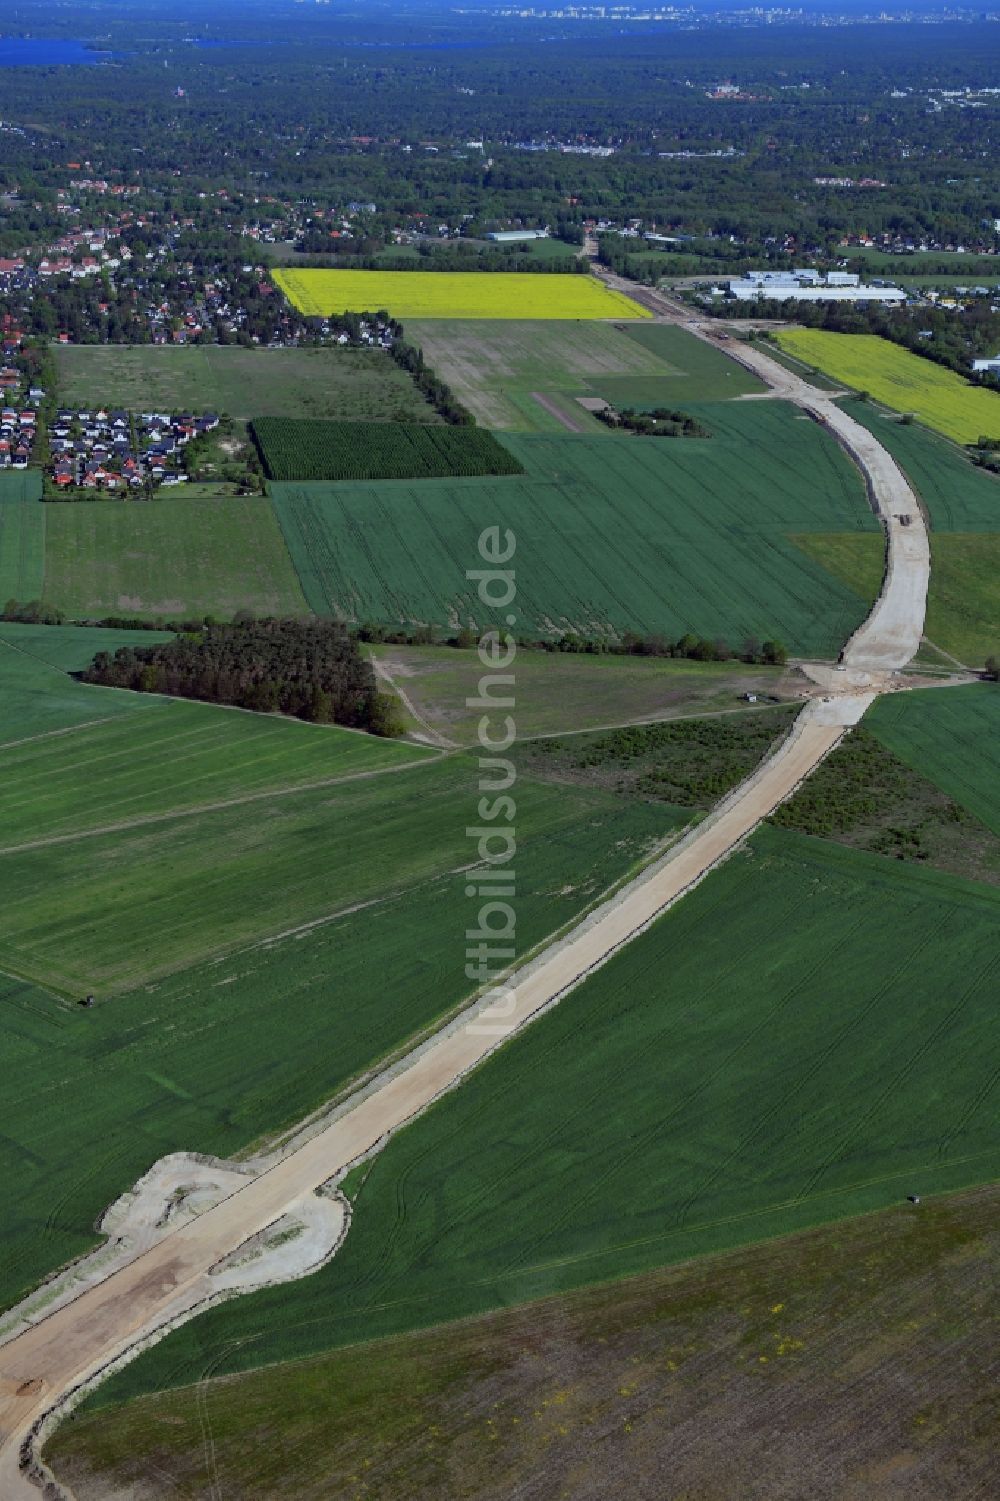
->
[0, 325, 932, 1499]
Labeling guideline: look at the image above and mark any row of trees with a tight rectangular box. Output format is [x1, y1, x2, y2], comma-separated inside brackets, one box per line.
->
[356, 620, 788, 665]
[83, 618, 404, 735]
[387, 329, 473, 425]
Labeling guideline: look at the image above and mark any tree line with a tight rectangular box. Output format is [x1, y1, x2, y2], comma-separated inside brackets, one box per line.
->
[357, 620, 788, 665]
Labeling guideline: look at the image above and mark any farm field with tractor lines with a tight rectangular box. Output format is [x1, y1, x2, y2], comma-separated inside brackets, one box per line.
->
[273, 268, 650, 320]
[251, 417, 522, 482]
[272, 402, 879, 656]
[0, 793, 676, 1318]
[0, 622, 172, 741]
[0, 751, 686, 996]
[775, 329, 1000, 444]
[0, 694, 429, 845]
[838, 398, 1000, 532]
[0, 499, 45, 603]
[85, 823, 1000, 1407]
[0, 472, 43, 503]
[792, 528, 999, 667]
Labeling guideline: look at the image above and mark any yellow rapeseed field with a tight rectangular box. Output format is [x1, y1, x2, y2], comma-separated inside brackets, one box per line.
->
[272, 268, 651, 321]
[776, 328, 1000, 444]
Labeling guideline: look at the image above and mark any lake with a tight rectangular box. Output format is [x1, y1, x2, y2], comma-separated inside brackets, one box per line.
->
[0, 38, 109, 67]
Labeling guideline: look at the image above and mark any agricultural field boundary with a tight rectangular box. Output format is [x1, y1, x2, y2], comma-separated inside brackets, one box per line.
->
[0, 296, 934, 1499]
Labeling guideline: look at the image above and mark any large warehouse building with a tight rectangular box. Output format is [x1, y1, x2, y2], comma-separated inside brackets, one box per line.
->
[726, 269, 906, 304]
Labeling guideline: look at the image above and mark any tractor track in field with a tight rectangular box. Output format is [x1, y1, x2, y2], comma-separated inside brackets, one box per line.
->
[0, 317, 933, 1500]
[0, 750, 443, 858]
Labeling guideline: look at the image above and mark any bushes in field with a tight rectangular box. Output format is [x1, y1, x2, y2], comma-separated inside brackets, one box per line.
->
[770, 726, 1000, 879]
[83, 618, 403, 735]
[251, 418, 523, 482]
[520, 707, 798, 808]
[596, 405, 711, 439]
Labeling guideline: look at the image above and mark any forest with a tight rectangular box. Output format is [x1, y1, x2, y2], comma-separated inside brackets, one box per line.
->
[0, 4, 998, 250]
[83, 617, 403, 734]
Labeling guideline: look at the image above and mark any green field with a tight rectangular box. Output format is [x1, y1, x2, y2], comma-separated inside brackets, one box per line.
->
[0, 471, 42, 502]
[0, 623, 173, 742]
[0, 695, 429, 846]
[793, 529, 999, 666]
[49, 1185, 1000, 1501]
[272, 402, 879, 658]
[867, 685, 1000, 835]
[776, 330, 1000, 444]
[840, 399, 1000, 532]
[0, 748, 685, 996]
[371, 643, 801, 744]
[91, 825, 1000, 1404]
[42, 498, 309, 621]
[0, 791, 674, 1315]
[406, 319, 762, 431]
[251, 417, 522, 482]
[52, 345, 435, 423]
[0, 499, 44, 603]
[614, 322, 766, 399]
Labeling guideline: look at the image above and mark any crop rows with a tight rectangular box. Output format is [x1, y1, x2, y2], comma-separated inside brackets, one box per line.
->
[841, 398, 1000, 532]
[251, 417, 524, 482]
[271, 404, 880, 658]
[0, 790, 671, 1317]
[92, 825, 1000, 1401]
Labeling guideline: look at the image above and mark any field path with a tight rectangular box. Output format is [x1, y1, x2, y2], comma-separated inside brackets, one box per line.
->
[530, 391, 589, 432]
[0, 310, 932, 1499]
[369, 653, 458, 749]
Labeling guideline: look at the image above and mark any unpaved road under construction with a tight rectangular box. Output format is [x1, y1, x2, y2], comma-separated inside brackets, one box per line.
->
[0, 328, 932, 1499]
